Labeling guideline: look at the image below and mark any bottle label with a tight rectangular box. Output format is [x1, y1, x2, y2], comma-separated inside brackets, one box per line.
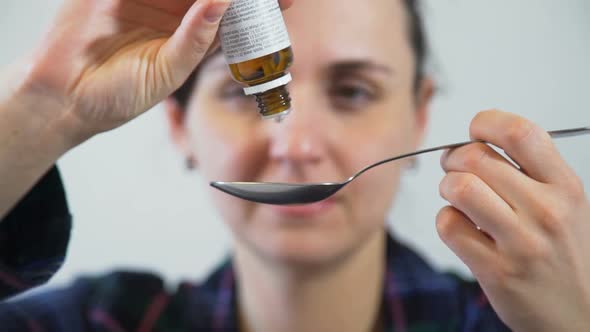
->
[220, 0, 291, 64]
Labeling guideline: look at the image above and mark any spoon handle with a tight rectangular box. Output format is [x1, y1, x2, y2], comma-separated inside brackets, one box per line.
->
[353, 140, 475, 179]
[548, 126, 590, 138]
[429, 126, 590, 153]
[353, 126, 590, 180]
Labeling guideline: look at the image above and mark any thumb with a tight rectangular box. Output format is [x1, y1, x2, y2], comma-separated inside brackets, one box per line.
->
[159, 0, 231, 88]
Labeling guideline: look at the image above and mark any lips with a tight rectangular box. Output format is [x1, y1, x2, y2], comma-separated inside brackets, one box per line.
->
[269, 197, 337, 218]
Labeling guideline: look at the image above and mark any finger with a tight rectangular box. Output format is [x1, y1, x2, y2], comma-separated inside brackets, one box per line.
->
[113, 1, 183, 33]
[279, 0, 295, 10]
[134, 0, 195, 16]
[206, 0, 290, 60]
[470, 110, 573, 184]
[204, 34, 221, 58]
[439, 172, 521, 243]
[440, 142, 540, 212]
[159, 0, 231, 88]
[436, 206, 500, 278]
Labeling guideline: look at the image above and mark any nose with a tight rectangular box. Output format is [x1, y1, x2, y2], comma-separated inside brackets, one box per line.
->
[268, 90, 325, 167]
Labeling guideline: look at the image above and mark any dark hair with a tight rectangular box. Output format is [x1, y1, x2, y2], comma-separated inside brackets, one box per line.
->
[403, 0, 428, 92]
[172, 0, 428, 107]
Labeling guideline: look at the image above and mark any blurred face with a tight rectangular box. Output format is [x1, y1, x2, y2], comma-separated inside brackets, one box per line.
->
[170, 0, 432, 267]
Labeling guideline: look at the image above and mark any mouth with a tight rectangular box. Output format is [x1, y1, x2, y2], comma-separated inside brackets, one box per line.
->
[268, 197, 337, 218]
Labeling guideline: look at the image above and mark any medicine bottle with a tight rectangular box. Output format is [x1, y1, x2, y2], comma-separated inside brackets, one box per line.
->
[219, 0, 294, 121]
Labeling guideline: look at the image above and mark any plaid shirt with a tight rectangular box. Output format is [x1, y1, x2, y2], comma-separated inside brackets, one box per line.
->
[0, 167, 510, 331]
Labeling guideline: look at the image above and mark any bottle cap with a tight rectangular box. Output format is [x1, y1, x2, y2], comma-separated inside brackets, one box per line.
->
[243, 73, 292, 95]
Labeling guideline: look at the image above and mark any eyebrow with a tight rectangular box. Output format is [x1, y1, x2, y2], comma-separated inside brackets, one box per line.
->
[205, 57, 395, 79]
[326, 60, 395, 76]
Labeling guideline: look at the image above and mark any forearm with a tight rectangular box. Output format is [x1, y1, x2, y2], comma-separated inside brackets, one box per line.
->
[0, 63, 79, 218]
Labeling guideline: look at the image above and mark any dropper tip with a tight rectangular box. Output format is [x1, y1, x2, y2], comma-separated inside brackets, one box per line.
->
[263, 108, 292, 123]
[274, 113, 287, 123]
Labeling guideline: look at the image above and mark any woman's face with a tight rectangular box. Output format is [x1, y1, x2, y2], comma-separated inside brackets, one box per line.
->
[169, 0, 432, 266]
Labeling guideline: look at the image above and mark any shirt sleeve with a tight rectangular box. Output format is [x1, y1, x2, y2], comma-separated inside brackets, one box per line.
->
[0, 166, 72, 301]
[0, 271, 180, 332]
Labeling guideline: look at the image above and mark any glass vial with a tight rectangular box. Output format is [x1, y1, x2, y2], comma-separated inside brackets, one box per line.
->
[219, 0, 294, 121]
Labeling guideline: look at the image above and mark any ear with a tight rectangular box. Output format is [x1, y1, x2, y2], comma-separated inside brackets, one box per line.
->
[165, 97, 193, 158]
[412, 77, 435, 149]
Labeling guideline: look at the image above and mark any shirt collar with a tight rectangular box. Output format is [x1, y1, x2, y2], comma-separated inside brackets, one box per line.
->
[204, 231, 440, 332]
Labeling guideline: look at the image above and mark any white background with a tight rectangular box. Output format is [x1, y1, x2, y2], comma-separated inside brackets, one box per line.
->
[1, 0, 589, 287]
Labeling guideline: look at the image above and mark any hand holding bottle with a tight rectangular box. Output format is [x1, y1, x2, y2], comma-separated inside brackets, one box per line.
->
[0, 0, 294, 217]
[8, 0, 294, 142]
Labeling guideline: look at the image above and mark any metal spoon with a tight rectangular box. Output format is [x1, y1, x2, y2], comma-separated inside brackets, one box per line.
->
[211, 126, 590, 205]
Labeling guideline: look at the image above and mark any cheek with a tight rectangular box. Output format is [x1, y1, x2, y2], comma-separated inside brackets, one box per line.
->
[185, 105, 270, 227]
[352, 164, 403, 220]
[188, 107, 268, 183]
[341, 109, 415, 221]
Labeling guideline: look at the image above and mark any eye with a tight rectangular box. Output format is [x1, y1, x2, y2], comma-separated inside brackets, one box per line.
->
[328, 80, 379, 111]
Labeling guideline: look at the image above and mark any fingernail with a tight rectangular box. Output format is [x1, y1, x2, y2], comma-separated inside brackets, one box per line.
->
[205, 0, 231, 23]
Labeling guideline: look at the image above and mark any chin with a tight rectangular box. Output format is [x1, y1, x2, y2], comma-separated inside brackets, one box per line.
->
[265, 233, 350, 266]
[239, 218, 370, 270]
[223, 197, 383, 269]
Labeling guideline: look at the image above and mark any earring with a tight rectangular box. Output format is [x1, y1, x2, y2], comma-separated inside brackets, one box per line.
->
[185, 156, 196, 170]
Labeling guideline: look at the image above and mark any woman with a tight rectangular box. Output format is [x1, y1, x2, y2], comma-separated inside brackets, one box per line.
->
[1, 0, 589, 331]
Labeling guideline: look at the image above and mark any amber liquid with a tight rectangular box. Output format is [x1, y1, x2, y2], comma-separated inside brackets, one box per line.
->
[229, 47, 294, 118]
[229, 47, 294, 84]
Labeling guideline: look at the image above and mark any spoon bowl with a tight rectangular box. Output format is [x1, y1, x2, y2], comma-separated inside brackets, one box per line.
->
[211, 127, 590, 205]
[210, 181, 347, 205]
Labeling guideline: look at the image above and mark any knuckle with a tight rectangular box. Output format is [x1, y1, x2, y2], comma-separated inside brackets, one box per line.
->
[482, 237, 549, 289]
[435, 206, 457, 240]
[442, 173, 479, 203]
[439, 150, 449, 169]
[461, 144, 489, 172]
[189, 24, 218, 56]
[483, 262, 513, 288]
[474, 256, 518, 289]
[493, 261, 531, 289]
[191, 33, 215, 55]
[536, 201, 569, 237]
[564, 173, 586, 201]
[485, 245, 544, 288]
[505, 118, 535, 146]
[512, 235, 551, 263]
[438, 178, 446, 198]
[470, 109, 500, 137]
[156, 58, 176, 91]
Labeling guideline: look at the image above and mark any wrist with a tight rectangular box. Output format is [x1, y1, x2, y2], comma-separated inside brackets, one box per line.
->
[4, 97, 76, 157]
[2, 60, 90, 154]
[0, 60, 88, 217]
